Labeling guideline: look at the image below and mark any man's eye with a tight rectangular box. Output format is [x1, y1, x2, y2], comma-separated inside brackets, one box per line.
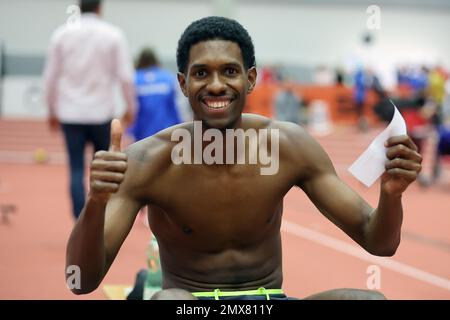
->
[194, 70, 206, 77]
[225, 68, 238, 75]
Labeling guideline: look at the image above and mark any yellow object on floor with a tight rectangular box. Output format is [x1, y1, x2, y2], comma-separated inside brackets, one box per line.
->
[103, 285, 132, 300]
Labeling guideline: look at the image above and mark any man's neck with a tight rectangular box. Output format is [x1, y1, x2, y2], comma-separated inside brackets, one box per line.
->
[190, 117, 246, 160]
[193, 117, 244, 133]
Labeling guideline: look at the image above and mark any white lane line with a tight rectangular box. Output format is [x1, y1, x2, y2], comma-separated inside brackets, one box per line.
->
[282, 219, 450, 291]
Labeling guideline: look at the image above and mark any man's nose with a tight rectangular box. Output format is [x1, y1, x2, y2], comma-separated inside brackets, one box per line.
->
[207, 73, 226, 94]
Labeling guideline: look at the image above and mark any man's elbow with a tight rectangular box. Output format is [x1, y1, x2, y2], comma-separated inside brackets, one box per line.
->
[370, 246, 398, 257]
[70, 287, 88, 295]
[67, 280, 100, 295]
[70, 286, 96, 295]
[65, 266, 103, 295]
[365, 237, 400, 257]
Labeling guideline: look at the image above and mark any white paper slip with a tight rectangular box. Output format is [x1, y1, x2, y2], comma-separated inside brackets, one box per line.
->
[348, 101, 407, 187]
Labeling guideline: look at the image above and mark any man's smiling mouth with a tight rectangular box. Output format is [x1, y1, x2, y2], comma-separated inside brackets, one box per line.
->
[201, 97, 233, 112]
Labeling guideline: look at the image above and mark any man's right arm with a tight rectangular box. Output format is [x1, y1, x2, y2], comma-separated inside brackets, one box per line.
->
[65, 120, 143, 294]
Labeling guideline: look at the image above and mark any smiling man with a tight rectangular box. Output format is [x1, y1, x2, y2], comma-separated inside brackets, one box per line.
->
[66, 16, 422, 300]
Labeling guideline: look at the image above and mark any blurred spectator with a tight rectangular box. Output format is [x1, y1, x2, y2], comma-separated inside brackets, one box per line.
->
[259, 65, 279, 84]
[397, 66, 409, 86]
[410, 66, 429, 92]
[42, 0, 135, 220]
[274, 82, 305, 125]
[437, 125, 450, 156]
[428, 66, 448, 126]
[353, 68, 369, 131]
[370, 69, 387, 99]
[335, 68, 345, 86]
[128, 48, 182, 141]
[427, 65, 450, 182]
[397, 65, 429, 93]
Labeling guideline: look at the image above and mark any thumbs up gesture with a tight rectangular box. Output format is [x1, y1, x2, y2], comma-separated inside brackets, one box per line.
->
[89, 119, 128, 203]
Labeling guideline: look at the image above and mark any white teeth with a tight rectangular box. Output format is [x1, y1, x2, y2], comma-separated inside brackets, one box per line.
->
[205, 100, 229, 109]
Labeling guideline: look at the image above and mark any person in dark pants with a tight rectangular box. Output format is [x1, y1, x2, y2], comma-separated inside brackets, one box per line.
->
[61, 122, 111, 218]
[43, 0, 136, 219]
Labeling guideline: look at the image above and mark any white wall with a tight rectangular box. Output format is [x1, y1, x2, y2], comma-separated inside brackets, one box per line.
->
[0, 0, 214, 59]
[237, 3, 450, 67]
[0, 0, 74, 55]
[1, 0, 449, 67]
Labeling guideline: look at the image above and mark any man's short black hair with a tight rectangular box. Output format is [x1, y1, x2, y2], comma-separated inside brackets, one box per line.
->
[79, 0, 101, 13]
[176, 16, 256, 73]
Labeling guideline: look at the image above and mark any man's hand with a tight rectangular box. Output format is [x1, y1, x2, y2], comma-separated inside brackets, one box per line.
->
[382, 135, 422, 196]
[89, 119, 127, 203]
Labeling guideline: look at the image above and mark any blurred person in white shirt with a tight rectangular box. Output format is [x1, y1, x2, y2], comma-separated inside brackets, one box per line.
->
[43, 0, 136, 220]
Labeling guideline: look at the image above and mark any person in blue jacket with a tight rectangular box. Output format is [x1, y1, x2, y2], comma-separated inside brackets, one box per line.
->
[129, 48, 182, 141]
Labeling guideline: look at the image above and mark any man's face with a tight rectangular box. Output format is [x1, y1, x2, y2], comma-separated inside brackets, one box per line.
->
[178, 40, 257, 129]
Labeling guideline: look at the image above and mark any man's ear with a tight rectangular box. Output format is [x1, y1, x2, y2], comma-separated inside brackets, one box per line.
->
[247, 66, 257, 94]
[177, 72, 188, 97]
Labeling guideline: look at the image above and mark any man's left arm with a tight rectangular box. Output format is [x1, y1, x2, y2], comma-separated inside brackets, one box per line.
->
[363, 135, 422, 255]
[289, 125, 422, 256]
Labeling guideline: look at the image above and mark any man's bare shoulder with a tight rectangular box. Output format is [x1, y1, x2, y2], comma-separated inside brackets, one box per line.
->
[125, 122, 190, 164]
[241, 114, 313, 146]
[248, 116, 335, 179]
[270, 120, 310, 142]
[242, 113, 314, 141]
[241, 113, 272, 130]
[119, 123, 191, 193]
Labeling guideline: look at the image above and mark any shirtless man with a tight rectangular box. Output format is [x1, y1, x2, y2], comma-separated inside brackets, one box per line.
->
[66, 16, 422, 300]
